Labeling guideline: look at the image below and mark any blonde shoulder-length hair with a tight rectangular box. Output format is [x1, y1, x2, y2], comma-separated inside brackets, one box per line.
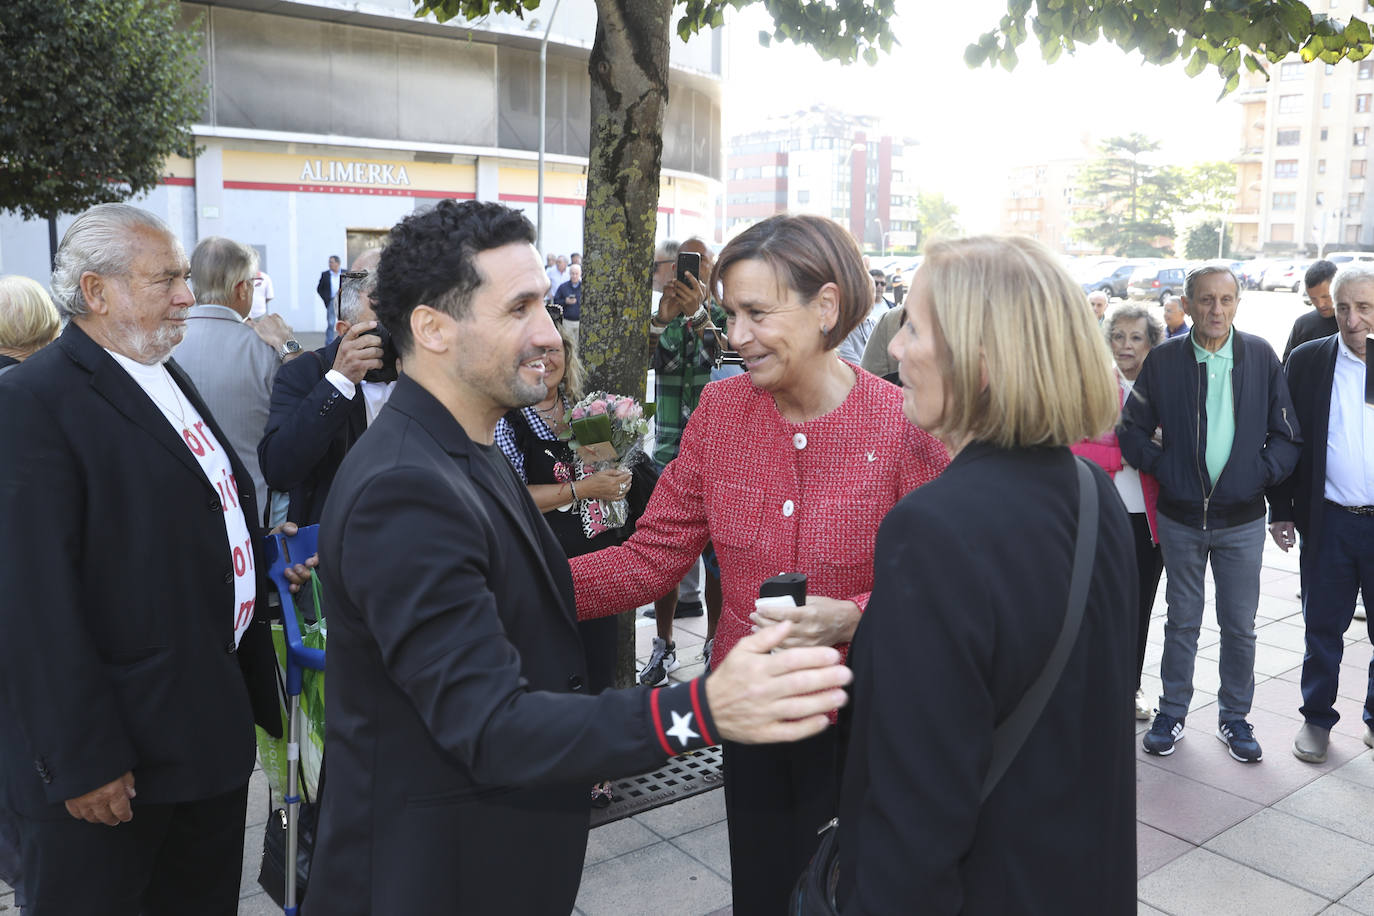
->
[920, 235, 1119, 449]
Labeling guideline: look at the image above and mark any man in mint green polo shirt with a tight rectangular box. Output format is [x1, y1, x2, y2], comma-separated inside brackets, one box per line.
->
[1119, 265, 1301, 764]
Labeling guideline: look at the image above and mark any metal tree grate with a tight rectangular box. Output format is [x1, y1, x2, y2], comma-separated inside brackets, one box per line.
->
[589, 745, 723, 828]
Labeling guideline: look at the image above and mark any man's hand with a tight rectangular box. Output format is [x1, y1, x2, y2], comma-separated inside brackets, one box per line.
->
[248, 314, 294, 352]
[268, 521, 319, 592]
[1269, 521, 1297, 552]
[64, 771, 135, 825]
[705, 622, 852, 745]
[332, 320, 384, 384]
[656, 274, 707, 323]
[750, 596, 861, 648]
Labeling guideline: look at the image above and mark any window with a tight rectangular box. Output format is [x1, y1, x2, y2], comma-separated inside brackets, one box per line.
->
[1324, 92, 1334, 108]
[1277, 129, 1301, 145]
[1357, 128, 1369, 146]
[797, 190, 810, 204]
[1273, 192, 1297, 209]
[1275, 159, 1299, 178]
[1348, 224, 1363, 242]
[1349, 192, 1364, 210]
[1360, 94, 1372, 112]
[1271, 223, 1295, 242]
[1322, 127, 1330, 140]
[1279, 94, 1303, 113]
[1281, 62, 1304, 80]
[1354, 159, 1368, 178]
[1319, 159, 1328, 174]
[1362, 60, 1374, 79]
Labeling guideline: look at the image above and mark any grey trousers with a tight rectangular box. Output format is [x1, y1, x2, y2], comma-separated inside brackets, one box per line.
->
[1155, 514, 1266, 722]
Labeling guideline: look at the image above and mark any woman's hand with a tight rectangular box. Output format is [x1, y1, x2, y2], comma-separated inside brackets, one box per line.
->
[575, 468, 633, 502]
[750, 596, 862, 649]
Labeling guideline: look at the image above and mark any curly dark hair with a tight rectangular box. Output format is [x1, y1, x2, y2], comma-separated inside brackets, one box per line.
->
[373, 199, 536, 354]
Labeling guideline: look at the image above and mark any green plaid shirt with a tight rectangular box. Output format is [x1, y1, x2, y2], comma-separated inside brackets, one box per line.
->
[651, 303, 727, 464]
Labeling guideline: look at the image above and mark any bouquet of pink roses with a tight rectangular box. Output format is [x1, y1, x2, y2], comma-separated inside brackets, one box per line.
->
[562, 391, 656, 531]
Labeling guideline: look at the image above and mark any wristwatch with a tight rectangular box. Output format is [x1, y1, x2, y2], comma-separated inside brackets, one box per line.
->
[688, 305, 710, 331]
[278, 338, 302, 359]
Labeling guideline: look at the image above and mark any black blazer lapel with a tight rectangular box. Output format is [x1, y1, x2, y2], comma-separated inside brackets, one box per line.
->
[387, 378, 577, 632]
[61, 325, 215, 496]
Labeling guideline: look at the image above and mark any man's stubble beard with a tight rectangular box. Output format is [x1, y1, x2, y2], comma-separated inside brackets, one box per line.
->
[111, 313, 188, 365]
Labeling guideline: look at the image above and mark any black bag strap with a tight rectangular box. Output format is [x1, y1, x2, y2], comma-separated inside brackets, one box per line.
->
[980, 456, 1099, 801]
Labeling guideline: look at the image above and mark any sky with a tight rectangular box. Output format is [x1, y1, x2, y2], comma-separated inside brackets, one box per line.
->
[723, 1, 1240, 232]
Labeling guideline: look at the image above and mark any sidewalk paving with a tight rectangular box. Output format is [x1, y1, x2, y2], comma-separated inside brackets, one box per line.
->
[3, 538, 1370, 915]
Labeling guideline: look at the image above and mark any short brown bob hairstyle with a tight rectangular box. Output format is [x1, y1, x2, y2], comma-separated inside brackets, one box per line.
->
[711, 213, 872, 351]
[919, 235, 1119, 449]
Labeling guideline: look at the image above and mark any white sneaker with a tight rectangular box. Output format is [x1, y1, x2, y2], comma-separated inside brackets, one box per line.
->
[1135, 689, 1155, 721]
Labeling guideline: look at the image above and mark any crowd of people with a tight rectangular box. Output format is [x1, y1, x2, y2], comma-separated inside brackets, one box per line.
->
[0, 196, 1370, 915]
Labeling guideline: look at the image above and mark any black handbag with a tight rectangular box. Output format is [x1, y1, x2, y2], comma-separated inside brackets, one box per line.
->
[790, 458, 1101, 915]
[258, 796, 319, 907]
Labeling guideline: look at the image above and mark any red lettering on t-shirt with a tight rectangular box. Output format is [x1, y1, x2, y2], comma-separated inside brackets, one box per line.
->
[233, 544, 248, 577]
[182, 427, 205, 457]
[235, 598, 256, 630]
[194, 421, 215, 452]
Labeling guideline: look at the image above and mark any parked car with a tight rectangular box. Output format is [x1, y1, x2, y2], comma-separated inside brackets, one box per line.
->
[1324, 250, 1374, 266]
[1238, 258, 1282, 290]
[1080, 260, 1152, 298]
[1260, 260, 1314, 292]
[1126, 262, 1189, 303]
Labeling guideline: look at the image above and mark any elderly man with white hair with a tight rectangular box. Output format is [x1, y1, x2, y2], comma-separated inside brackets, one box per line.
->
[1269, 264, 1374, 764]
[0, 203, 295, 915]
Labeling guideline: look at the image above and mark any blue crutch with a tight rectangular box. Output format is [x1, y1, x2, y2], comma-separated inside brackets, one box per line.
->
[263, 524, 325, 916]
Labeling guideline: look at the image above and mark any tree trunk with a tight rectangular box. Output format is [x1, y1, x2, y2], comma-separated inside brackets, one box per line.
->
[581, 0, 674, 689]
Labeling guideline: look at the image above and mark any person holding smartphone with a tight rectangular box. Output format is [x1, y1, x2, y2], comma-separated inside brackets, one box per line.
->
[572, 215, 950, 913]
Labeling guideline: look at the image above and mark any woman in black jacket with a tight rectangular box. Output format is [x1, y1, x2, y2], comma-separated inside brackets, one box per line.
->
[837, 236, 1139, 913]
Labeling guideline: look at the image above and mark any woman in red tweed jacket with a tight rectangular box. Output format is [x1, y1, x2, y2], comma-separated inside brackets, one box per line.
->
[571, 213, 948, 914]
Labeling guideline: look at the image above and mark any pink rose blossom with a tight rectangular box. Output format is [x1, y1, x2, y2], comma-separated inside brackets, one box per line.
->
[614, 399, 635, 419]
[572, 406, 587, 419]
[589, 400, 608, 416]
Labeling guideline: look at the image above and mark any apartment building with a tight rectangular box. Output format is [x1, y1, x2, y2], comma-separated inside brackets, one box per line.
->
[999, 156, 1094, 255]
[725, 106, 918, 249]
[1234, 48, 1374, 255]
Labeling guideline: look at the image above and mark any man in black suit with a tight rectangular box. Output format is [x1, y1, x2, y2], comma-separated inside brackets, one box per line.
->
[260, 249, 391, 525]
[0, 203, 288, 915]
[1269, 264, 1374, 764]
[1283, 259, 1339, 362]
[303, 200, 852, 915]
[317, 254, 341, 344]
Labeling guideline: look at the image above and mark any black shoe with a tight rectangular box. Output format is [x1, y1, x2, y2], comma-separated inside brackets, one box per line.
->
[643, 600, 704, 620]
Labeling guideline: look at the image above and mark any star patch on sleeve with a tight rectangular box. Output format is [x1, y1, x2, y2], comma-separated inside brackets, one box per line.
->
[649, 678, 718, 756]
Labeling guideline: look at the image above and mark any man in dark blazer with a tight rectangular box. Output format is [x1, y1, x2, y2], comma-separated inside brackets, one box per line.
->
[0, 204, 287, 915]
[1283, 259, 1339, 362]
[317, 254, 341, 344]
[1269, 265, 1374, 764]
[303, 199, 852, 916]
[260, 251, 388, 525]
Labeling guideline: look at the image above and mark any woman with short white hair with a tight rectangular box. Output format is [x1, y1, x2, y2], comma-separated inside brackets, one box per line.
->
[0, 275, 60, 375]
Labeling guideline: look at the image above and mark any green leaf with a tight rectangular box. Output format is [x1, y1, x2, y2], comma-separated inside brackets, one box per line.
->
[1185, 48, 1208, 76]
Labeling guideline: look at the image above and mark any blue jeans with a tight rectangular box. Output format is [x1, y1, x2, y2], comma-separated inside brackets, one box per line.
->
[1299, 508, 1374, 729]
[1155, 514, 1266, 722]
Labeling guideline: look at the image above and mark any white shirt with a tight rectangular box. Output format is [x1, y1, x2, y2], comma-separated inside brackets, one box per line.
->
[249, 270, 274, 320]
[1324, 335, 1374, 507]
[106, 350, 258, 646]
[325, 369, 396, 426]
[1114, 375, 1146, 513]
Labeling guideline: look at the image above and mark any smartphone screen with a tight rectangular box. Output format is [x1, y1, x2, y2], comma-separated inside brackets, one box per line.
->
[676, 251, 701, 286]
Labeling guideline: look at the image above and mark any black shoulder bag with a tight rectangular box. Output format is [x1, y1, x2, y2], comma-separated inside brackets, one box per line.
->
[791, 457, 1101, 915]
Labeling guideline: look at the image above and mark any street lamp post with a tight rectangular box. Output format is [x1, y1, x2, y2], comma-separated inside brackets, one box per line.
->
[873, 217, 885, 257]
[536, 0, 565, 255]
